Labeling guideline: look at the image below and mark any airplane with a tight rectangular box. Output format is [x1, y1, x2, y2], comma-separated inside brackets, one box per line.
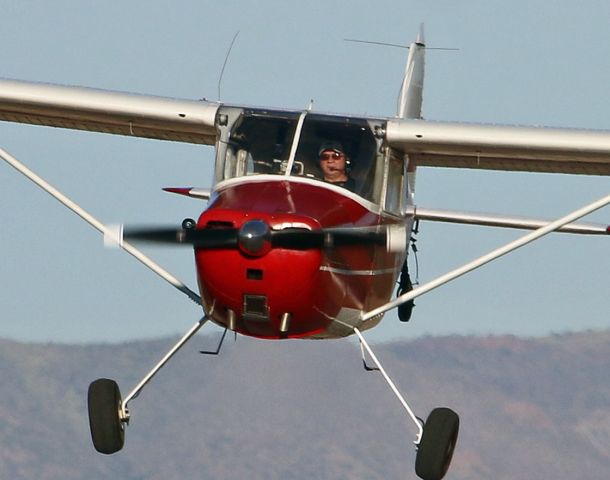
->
[2, 26, 610, 480]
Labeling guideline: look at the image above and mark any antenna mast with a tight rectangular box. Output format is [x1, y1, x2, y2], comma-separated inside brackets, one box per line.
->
[217, 31, 240, 101]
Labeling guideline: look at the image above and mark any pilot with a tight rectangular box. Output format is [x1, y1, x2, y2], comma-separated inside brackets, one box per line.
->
[318, 142, 355, 191]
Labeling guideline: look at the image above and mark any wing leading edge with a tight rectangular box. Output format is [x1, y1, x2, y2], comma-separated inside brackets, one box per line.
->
[3, 77, 610, 176]
[0, 78, 219, 145]
[386, 119, 610, 175]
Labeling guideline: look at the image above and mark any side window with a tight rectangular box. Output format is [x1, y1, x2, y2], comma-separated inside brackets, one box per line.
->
[385, 155, 404, 214]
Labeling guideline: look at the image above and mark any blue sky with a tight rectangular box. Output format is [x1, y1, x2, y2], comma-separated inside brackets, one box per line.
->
[1, 1, 609, 343]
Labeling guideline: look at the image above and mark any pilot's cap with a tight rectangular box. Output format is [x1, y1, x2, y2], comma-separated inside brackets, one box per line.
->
[318, 141, 345, 157]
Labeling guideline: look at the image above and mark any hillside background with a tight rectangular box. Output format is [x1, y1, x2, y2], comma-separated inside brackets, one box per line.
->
[1, 330, 610, 479]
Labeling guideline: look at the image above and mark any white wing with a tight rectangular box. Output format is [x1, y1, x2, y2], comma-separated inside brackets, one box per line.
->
[386, 119, 610, 175]
[4, 76, 610, 176]
[0, 78, 219, 145]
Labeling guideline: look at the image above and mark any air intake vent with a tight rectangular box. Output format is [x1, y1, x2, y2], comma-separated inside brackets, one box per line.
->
[205, 220, 234, 228]
[247, 269, 263, 280]
[242, 295, 269, 322]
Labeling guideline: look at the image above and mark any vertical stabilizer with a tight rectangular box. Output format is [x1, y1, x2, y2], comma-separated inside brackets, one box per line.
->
[397, 24, 426, 119]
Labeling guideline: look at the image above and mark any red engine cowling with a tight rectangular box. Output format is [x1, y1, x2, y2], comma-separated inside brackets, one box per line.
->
[195, 208, 328, 339]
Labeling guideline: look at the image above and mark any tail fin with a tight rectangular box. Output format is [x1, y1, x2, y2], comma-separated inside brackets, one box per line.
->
[397, 24, 426, 119]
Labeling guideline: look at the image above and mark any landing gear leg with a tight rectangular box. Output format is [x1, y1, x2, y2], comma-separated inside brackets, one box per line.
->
[353, 328, 459, 480]
[87, 315, 210, 454]
[353, 328, 423, 442]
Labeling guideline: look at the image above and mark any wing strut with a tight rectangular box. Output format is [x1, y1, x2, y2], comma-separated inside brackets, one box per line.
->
[0, 147, 202, 305]
[412, 207, 610, 235]
[361, 191, 610, 323]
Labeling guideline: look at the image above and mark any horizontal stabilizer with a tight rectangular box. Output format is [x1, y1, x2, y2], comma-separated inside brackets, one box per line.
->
[163, 187, 211, 200]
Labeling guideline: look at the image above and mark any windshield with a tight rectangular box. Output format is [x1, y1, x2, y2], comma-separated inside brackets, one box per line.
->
[218, 110, 382, 204]
[293, 114, 381, 202]
[221, 112, 299, 179]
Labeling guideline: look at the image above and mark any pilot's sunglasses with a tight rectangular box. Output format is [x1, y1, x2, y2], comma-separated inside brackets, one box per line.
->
[319, 152, 344, 160]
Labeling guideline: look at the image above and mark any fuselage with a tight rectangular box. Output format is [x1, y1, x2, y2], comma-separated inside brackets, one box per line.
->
[186, 105, 417, 340]
[195, 175, 410, 339]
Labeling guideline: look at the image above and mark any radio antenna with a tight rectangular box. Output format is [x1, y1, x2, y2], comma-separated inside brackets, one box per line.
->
[344, 38, 459, 51]
[218, 30, 240, 101]
[345, 38, 409, 49]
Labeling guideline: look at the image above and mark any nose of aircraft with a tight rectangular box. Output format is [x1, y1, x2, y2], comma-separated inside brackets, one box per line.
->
[195, 209, 326, 338]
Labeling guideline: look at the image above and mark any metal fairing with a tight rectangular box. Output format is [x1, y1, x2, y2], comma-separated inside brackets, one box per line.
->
[195, 176, 408, 339]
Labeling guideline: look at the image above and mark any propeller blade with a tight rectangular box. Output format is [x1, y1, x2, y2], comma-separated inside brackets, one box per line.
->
[123, 227, 239, 249]
[121, 222, 407, 252]
[269, 225, 401, 250]
[269, 229, 325, 249]
[325, 229, 388, 247]
[322, 225, 407, 251]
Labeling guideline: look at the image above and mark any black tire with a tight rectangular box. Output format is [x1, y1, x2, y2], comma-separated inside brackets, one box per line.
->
[397, 276, 414, 322]
[87, 378, 125, 454]
[415, 407, 459, 480]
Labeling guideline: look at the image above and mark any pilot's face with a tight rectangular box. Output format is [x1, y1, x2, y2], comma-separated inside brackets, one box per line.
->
[319, 149, 347, 177]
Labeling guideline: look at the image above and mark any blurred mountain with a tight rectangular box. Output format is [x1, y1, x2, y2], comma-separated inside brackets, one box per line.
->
[1, 330, 609, 479]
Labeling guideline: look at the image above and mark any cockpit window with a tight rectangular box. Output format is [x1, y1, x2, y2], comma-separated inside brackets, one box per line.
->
[294, 114, 381, 203]
[218, 109, 383, 204]
[222, 112, 299, 179]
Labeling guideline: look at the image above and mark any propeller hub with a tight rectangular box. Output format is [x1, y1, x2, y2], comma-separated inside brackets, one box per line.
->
[237, 219, 272, 257]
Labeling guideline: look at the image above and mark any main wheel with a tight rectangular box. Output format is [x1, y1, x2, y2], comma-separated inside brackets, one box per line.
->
[415, 407, 459, 480]
[87, 378, 125, 454]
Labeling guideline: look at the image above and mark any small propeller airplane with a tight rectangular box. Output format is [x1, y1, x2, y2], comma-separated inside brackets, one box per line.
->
[2, 26, 610, 480]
